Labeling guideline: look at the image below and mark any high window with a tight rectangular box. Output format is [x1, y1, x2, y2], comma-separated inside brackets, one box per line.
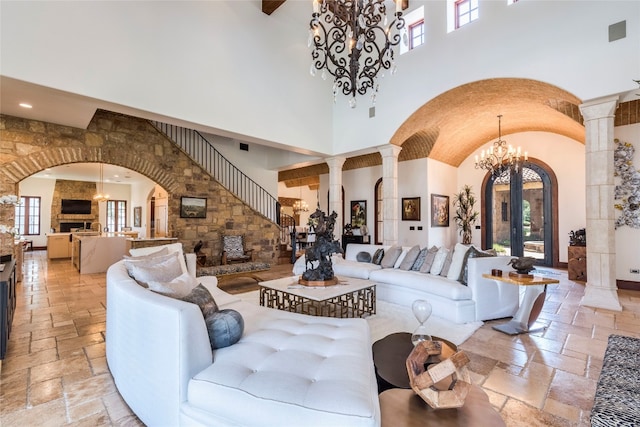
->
[106, 200, 127, 232]
[409, 20, 425, 50]
[399, 6, 424, 55]
[455, 0, 479, 28]
[15, 196, 40, 236]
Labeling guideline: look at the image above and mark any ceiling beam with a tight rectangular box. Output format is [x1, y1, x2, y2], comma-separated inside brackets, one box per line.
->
[262, 0, 287, 15]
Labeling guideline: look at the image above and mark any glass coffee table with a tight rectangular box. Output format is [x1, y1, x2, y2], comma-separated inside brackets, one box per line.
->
[259, 276, 376, 318]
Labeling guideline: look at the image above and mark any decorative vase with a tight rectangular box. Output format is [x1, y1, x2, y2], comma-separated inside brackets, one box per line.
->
[411, 299, 433, 346]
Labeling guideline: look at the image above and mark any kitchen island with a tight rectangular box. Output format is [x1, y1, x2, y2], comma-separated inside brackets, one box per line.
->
[72, 235, 128, 274]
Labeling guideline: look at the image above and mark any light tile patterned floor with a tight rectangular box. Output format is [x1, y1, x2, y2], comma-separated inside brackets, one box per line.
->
[1, 251, 639, 426]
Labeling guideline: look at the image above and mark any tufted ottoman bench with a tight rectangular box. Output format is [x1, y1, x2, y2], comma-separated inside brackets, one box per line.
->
[591, 334, 640, 427]
[183, 298, 380, 426]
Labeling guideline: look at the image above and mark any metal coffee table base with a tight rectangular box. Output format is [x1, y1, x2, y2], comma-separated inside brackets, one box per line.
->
[260, 285, 376, 318]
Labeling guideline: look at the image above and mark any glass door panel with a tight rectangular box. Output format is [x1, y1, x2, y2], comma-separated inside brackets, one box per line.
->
[492, 170, 511, 256]
[522, 167, 544, 260]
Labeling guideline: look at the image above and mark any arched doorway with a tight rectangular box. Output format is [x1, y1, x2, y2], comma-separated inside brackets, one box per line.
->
[482, 158, 559, 267]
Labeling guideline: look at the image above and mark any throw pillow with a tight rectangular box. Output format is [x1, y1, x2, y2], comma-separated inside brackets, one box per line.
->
[439, 250, 454, 276]
[372, 248, 385, 265]
[411, 247, 429, 271]
[123, 250, 175, 281]
[123, 247, 169, 261]
[206, 309, 244, 349]
[429, 247, 450, 275]
[380, 245, 403, 268]
[419, 246, 439, 273]
[127, 252, 184, 288]
[446, 243, 471, 281]
[459, 246, 495, 285]
[399, 245, 421, 271]
[356, 251, 372, 263]
[129, 242, 188, 275]
[147, 271, 199, 298]
[181, 283, 219, 317]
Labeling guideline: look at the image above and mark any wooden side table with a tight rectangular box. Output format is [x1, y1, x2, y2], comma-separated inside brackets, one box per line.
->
[380, 386, 505, 427]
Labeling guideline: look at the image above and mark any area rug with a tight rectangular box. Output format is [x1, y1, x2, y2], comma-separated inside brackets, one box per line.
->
[237, 291, 482, 346]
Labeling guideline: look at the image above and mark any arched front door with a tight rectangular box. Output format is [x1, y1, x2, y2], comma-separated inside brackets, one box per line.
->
[482, 159, 559, 267]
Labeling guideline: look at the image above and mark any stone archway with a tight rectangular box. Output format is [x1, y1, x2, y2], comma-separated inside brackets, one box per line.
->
[389, 78, 584, 165]
[0, 111, 278, 262]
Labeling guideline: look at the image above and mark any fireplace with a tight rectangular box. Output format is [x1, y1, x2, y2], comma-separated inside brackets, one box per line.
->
[59, 222, 91, 233]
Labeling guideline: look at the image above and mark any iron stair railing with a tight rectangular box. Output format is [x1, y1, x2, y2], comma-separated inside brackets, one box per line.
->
[151, 121, 280, 224]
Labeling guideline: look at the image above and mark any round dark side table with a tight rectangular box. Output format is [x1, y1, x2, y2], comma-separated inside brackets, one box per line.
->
[372, 332, 456, 392]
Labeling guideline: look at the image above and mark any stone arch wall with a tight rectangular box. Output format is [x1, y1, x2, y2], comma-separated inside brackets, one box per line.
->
[0, 111, 279, 262]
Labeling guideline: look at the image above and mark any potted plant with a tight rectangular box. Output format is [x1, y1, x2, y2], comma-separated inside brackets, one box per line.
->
[453, 185, 479, 244]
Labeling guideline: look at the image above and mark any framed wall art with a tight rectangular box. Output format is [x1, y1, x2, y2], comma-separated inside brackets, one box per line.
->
[350, 200, 366, 228]
[402, 197, 421, 221]
[431, 194, 449, 227]
[133, 206, 142, 227]
[180, 197, 207, 218]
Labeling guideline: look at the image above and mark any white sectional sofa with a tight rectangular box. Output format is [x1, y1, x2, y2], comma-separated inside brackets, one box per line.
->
[106, 250, 380, 427]
[294, 243, 519, 324]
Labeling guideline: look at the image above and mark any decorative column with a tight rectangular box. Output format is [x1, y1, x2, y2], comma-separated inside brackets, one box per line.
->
[378, 144, 402, 246]
[326, 156, 346, 238]
[579, 95, 621, 311]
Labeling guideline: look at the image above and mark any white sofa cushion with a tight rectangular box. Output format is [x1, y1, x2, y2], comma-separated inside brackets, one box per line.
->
[187, 301, 379, 427]
[369, 269, 473, 301]
[333, 258, 382, 279]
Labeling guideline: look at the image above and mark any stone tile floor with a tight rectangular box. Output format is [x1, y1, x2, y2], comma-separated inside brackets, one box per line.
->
[1, 250, 639, 426]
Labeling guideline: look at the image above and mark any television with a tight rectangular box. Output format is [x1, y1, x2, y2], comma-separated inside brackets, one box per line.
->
[61, 199, 92, 214]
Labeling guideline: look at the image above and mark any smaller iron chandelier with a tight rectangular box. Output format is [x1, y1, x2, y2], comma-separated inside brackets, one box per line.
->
[475, 115, 527, 178]
[309, 0, 406, 108]
[293, 199, 309, 215]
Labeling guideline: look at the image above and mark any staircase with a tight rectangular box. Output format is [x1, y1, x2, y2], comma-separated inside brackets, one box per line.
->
[151, 121, 279, 224]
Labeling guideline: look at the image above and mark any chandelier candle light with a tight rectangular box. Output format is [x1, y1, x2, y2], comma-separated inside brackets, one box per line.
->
[309, 0, 406, 108]
[475, 115, 527, 178]
[93, 163, 110, 203]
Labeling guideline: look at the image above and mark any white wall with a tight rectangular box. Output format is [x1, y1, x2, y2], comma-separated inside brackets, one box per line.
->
[614, 123, 640, 282]
[0, 1, 333, 153]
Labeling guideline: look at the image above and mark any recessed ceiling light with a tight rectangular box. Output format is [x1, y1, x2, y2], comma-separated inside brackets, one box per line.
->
[19, 103, 33, 109]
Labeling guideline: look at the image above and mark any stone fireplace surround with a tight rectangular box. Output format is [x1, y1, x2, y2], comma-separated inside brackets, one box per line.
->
[51, 180, 99, 233]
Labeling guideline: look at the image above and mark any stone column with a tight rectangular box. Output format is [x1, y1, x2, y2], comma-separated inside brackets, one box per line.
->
[579, 95, 622, 311]
[378, 145, 402, 246]
[326, 156, 346, 238]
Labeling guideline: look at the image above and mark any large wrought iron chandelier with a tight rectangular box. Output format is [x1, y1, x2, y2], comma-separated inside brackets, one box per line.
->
[309, 0, 406, 108]
[475, 115, 527, 178]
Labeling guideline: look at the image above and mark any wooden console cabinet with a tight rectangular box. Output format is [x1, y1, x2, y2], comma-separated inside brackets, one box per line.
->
[0, 260, 16, 360]
[568, 246, 587, 281]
